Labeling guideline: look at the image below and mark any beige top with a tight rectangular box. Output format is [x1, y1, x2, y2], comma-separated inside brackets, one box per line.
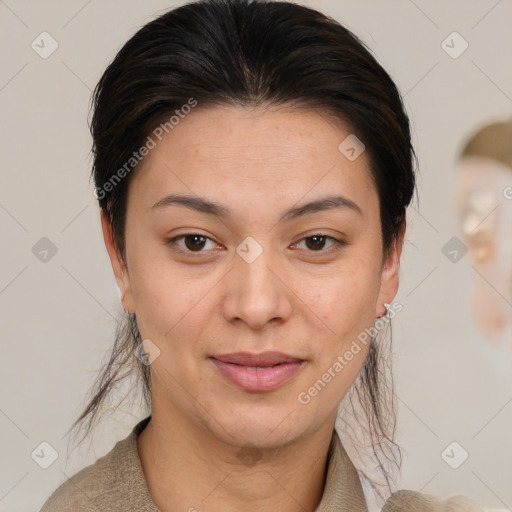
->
[40, 417, 485, 512]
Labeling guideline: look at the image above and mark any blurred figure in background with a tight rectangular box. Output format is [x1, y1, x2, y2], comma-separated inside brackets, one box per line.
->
[455, 117, 512, 346]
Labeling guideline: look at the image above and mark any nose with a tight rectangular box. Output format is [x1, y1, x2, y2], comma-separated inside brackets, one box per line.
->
[222, 242, 293, 330]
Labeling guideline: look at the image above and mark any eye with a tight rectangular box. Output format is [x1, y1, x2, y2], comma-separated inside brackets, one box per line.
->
[293, 233, 345, 254]
[166, 234, 220, 256]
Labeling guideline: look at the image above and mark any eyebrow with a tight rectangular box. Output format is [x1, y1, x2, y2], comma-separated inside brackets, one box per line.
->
[151, 193, 362, 222]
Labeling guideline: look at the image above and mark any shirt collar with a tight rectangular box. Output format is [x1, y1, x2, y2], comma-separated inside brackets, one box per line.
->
[315, 428, 368, 512]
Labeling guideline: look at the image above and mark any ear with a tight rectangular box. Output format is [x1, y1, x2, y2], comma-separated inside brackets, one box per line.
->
[100, 208, 135, 314]
[375, 224, 405, 318]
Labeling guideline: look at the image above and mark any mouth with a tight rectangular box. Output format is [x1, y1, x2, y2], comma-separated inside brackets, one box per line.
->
[209, 351, 305, 392]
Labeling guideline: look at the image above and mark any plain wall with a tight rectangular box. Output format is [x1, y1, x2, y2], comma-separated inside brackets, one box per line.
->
[0, 1, 511, 511]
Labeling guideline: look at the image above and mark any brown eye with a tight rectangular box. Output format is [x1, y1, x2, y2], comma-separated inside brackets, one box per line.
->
[166, 234, 218, 255]
[182, 234, 208, 251]
[295, 234, 344, 253]
[304, 235, 328, 251]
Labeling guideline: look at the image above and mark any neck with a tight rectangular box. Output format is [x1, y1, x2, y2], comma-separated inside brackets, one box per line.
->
[137, 407, 335, 512]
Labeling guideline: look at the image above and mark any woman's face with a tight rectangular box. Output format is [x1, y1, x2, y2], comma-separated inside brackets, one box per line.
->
[102, 105, 401, 449]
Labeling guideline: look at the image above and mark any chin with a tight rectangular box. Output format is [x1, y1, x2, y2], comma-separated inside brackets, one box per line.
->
[205, 401, 316, 450]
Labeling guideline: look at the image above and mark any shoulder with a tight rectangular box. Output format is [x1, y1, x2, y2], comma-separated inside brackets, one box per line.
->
[39, 417, 157, 512]
[39, 448, 118, 512]
[382, 489, 491, 511]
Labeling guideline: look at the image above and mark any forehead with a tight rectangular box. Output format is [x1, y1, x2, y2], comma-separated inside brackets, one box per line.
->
[129, 105, 377, 217]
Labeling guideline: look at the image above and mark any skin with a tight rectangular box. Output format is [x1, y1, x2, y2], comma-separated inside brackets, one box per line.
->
[101, 104, 404, 512]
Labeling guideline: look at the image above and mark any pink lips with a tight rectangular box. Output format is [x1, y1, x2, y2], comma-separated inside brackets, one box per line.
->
[210, 351, 304, 392]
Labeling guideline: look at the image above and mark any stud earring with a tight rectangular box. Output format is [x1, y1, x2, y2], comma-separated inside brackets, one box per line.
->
[377, 302, 390, 319]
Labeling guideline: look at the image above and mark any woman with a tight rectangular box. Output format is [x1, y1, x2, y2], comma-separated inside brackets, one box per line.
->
[40, 0, 487, 510]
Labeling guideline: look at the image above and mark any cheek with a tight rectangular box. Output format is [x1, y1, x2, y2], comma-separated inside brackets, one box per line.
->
[132, 267, 213, 339]
[298, 263, 381, 395]
[123, 236, 213, 341]
[304, 258, 382, 332]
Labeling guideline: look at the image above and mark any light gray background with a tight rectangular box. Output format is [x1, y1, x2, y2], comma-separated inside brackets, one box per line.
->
[1, 1, 511, 511]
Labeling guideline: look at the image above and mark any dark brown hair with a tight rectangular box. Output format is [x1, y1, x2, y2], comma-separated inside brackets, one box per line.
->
[72, 0, 416, 500]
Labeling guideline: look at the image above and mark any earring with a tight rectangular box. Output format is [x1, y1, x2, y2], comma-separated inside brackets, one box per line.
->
[378, 302, 390, 319]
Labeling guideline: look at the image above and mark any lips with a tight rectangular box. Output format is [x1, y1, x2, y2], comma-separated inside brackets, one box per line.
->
[210, 351, 305, 392]
[212, 351, 303, 367]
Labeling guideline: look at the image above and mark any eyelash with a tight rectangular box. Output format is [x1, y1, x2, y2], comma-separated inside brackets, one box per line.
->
[165, 233, 345, 257]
